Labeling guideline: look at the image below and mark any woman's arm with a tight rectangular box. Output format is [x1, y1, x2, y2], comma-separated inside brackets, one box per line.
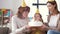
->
[56, 16, 60, 31]
[11, 16, 28, 34]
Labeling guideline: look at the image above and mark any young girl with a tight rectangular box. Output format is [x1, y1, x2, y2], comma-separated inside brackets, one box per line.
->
[28, 10, 46, 34]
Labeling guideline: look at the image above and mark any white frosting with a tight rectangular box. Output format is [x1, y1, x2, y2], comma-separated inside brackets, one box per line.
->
[28, 21, 43, 27]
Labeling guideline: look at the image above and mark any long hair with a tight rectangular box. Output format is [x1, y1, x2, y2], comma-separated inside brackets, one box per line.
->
[17, 6, 30, 19]
[47, 1, 59, 14]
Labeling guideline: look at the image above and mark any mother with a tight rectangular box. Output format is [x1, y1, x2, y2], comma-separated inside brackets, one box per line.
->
[41, 0, 60, 34]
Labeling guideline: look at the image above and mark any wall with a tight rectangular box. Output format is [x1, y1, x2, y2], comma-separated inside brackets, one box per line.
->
[0, 0, 60, 15]
[56, 0, 60, 11]
[12, 0, 22, 14]
[0, 0, 22, 15]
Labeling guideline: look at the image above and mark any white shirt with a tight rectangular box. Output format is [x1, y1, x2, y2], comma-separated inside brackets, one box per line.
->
[48, 14, 60, 28]
[11, 15, 29, 34]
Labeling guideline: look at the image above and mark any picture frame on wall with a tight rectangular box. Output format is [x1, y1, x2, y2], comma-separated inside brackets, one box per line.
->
[0, 9, 12, 26]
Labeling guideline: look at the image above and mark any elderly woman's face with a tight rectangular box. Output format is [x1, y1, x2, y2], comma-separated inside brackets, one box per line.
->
[22, 11, 29, 18]
[47, 3, 55, 12]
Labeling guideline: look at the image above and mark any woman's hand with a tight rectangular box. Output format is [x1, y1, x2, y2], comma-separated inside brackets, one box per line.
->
[41, 24, 47, 28]
[39, 24, 48, 31]
[25, 25, 32, 30]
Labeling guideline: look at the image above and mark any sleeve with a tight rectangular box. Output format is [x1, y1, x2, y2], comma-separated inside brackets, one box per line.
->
[11, 16, 28, 34]
[11, 16, 18, 33]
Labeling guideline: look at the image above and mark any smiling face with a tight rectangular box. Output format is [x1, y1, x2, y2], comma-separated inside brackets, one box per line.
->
[22, 11, 29, 18]
[17, 6, 30, 18]
[47, 1, 58, 14]
[47, 3, 55, 13]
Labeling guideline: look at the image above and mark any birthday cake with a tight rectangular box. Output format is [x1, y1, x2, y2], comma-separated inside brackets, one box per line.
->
[28, 21, 43, 27]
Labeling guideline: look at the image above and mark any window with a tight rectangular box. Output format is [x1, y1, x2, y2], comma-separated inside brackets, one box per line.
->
[25, 0, 49, 22]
